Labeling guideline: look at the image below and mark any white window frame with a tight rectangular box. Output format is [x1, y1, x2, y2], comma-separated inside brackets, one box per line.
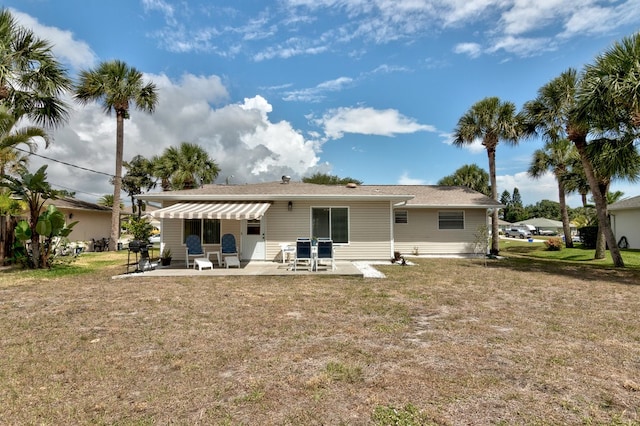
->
[310, 206, 350, 244]
[182, 218, 221, 244]
[438, 210, 465, 230]
[394, 209, 408, 224]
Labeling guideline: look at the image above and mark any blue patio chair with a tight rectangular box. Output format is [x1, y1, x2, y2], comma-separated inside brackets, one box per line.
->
[293, 238, 312, 271]
[316, 239, 335, 271]
[220, 233, 239, 268]
[185, 234, 204, 268]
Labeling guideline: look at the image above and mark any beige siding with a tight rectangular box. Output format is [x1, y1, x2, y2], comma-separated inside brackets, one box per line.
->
[160, 214, 241, 263]
[611, 210, 640, 249]
[59, 209, 111, 242]
[394, 208, 488, 255]
[265, 200, 392, 261]
[158, 201, 488, 262]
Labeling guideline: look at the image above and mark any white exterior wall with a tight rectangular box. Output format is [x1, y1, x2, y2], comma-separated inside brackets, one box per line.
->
[393, 208, 488, 255]
[611, 209, 640, 249]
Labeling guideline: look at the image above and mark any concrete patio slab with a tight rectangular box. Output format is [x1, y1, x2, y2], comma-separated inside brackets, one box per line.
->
[114, 260, 368, 278]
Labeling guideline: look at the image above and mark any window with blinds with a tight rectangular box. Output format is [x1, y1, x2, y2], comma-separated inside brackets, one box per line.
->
[438, 211, 464, 230]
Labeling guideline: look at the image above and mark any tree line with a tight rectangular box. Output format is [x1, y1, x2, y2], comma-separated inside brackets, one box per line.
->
[450, 33, 640, 267]
[1, 5, 639, 268]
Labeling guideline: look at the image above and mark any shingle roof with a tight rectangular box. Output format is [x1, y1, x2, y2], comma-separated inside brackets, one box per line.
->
[46, 197, 112, 212]
[137, 181, 502, 208]
[609, 195, 640, 211]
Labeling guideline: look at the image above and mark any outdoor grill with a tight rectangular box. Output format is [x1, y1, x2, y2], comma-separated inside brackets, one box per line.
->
[128, 240, 149, 255]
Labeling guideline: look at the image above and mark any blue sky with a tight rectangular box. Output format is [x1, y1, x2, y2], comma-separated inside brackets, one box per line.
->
[6, 0, 640, 206]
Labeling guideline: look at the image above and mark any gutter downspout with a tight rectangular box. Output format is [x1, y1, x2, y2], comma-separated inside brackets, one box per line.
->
[390, 201, 395, 259]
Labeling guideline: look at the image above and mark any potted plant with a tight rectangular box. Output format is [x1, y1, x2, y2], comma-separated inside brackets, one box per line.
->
[160, 247, 172, 266]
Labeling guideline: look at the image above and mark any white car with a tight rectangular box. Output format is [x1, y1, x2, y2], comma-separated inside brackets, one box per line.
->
[149, 235, 161, 243]
[504, 228, 532, 239]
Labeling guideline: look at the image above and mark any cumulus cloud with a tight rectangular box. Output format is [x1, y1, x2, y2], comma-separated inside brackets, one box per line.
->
[397, 172, 427, 185]
[28, 74, 322, 203]
[10, 9, 96, 70]
[496, 170, 584, 208]
[317, 107, 436, 139]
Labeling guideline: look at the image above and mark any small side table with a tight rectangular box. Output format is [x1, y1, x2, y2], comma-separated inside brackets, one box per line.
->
[279, 243, 296, 264]
[207, 251, 222, 266]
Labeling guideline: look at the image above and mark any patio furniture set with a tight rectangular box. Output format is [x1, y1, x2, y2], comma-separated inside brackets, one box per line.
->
[184, 235, 335, 272]
[280, 238, 336, 272]
[186, 233, 240, 270]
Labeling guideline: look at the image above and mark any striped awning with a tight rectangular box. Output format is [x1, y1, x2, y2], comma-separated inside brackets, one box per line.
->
[151, 202, 271, 220]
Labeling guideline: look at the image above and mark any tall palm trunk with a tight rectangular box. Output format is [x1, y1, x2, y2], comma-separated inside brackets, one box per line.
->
[572, 135, 624, 267]
[29, 203, 41, 268]
[110, 112, 125, 251]
[594, 180, 610, 259]
[557, 178, 573, 248]
[486, 145, 500, 255]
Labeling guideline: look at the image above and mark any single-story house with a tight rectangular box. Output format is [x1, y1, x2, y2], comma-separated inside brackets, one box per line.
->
[137, 179, 502, 263]
[46, 197, 112, 243]
[608, 195, 640, 249]
[513, 217, 576, 235]
[489, 217, 512, 233]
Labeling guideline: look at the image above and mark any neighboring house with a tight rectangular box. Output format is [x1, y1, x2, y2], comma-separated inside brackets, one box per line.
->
[608, 195, 640, 249]
[138, 179, 502, 262]
[46, 197, 112, 242]
[513, 217, 576, 236]
[489, 217, 512, 234]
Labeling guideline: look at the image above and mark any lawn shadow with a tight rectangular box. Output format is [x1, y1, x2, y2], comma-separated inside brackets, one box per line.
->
[490, 256, 640, 287]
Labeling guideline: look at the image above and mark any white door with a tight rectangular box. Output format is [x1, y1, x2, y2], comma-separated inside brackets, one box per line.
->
[242, 219, 265, 260]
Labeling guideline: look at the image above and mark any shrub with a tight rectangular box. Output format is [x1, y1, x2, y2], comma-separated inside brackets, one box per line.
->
[578, 226, 598, 249]
[544, 237, 563, 251]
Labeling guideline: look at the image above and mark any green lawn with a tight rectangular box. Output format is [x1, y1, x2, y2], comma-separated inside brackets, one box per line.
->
[1, 251, 639, 424]
[500, 238, 640, 268]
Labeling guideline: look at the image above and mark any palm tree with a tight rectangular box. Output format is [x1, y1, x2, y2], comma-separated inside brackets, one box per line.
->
[437, 164, 491, 196]
[562, 157, 590, 208]
[123, 155, 156, 217]
[578, 32, 640, 130]
[522, 68, 627, 265]
[527, 139, 576, 247]
[1, 165, 58, 268]
[0, 9, 70, 128]
[0, 108, 50, 264]
[573, 34, 640, 267]
[74, 60, 158, 251]
[587, 137, 640, 258]
[156, 142, 219, 190]
[606, 190, 625, 205]
[96, 194, 123, 209]
[151, 154, 174, 192]
[453, 97, 523, 255]
[0, 107, 50, 177]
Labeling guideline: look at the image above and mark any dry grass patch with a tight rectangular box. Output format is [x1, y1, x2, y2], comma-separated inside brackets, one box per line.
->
[1, 254, 639, 424]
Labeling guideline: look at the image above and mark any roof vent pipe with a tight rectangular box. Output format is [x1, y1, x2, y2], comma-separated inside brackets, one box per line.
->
[282, 175, 291, 184]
